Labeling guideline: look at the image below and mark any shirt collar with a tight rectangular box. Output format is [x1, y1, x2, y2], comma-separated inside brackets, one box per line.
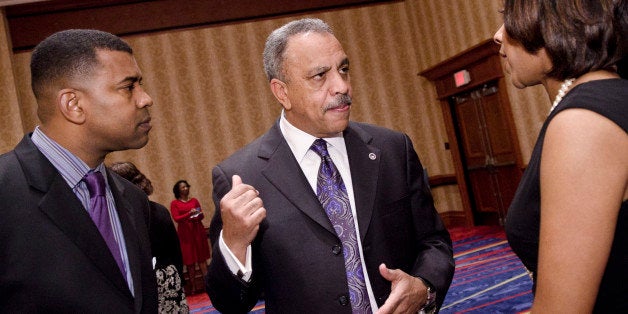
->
[279, 110, 347, 162]
[31, 126, 108, 189]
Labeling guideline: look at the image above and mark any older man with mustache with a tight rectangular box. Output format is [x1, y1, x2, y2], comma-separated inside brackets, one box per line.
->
[206, 18, 454, 314]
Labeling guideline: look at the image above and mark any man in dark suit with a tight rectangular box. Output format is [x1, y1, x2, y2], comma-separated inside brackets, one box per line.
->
[207, 18, 454, 313]
[0, 30, 157, 313]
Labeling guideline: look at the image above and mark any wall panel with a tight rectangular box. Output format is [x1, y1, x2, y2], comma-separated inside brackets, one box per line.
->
[4, 1, 550, 223]
[0, 9, 23, 152]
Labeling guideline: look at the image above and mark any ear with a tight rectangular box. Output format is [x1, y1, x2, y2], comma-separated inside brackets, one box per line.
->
[270, 78, 291, 110]
[57, 89, 86, 124]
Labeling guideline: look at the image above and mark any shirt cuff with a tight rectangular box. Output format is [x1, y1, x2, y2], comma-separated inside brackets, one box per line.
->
[218, 230, 253, 281]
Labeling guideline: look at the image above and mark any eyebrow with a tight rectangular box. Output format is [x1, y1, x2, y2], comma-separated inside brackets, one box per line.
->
[308, 66, 330, 77]
[117, 75, 142, 85]
[307, 57, 350, 77]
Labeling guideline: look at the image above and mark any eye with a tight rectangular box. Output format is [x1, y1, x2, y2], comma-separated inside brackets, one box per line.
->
[125, 83, 136, 92]
[339, 65, 349, 74]
[312, 71, 326, 80]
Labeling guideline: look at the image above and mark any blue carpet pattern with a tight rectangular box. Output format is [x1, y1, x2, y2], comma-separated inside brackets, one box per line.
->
[190, 226, 532, 313]
[441, 226, 533, 313]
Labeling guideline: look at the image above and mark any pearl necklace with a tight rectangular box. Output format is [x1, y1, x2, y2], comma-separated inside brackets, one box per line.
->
[549, 78, 575, 113]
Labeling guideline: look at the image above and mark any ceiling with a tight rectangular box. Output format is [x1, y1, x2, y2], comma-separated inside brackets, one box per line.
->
[3, 0, 398, 52]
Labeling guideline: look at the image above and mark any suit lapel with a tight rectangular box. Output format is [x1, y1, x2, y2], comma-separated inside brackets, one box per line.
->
[15, 136, 132, 297]
[259, 123, 336, 236]
[108, 173, 145, 310]
[257, 122, 381, 239]
[344, 124, 380, 241]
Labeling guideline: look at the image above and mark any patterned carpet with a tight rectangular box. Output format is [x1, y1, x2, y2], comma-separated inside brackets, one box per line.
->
[189, 225, 533, 313]
[441, 225, 533, 314]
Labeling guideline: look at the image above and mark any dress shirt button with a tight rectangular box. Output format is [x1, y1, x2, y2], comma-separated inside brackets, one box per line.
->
[332, 245, 342, 255]
[338, 295, 349, 306]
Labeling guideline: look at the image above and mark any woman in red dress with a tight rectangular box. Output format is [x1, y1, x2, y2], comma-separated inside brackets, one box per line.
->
[170, 180, 211, 294]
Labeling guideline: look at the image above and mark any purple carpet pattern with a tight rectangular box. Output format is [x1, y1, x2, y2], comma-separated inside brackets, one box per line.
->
[441, 226, 533, 313]
[189, 226, 532, 313]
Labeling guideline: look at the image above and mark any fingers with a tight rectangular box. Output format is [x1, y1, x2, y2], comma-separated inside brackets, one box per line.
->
[376, 264, 397, 313]
[379, 263, 397, 282]
[221, 175, 264, 219]
[232, 174, 242, 186]
[223, 175, 259, 209]
[377, 264, 424, 314]
[220, 175, 266, 259]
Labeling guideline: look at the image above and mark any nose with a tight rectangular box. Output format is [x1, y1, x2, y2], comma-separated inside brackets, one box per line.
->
[330, 70, 350, 95]
[137, 87, 153, 108]
[493, 24, 504, 45]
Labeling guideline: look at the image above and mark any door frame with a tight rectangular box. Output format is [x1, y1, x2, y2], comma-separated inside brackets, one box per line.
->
[420, 39, 523, 227]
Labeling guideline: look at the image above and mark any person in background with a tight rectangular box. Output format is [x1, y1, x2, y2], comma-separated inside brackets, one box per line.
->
[109, 162, 189, 313]
[171, 180, 211, 294]
[206, 18, 454, 313]
[494, 0, 627, 312]
[0, 29, 157, 312]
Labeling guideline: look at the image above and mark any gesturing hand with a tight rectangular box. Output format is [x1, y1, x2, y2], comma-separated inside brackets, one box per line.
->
[376, 263, 427, 314]
[220, 175, 266, 264]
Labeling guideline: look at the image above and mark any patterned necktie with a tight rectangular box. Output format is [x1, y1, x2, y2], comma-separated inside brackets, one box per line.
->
[311, 139, 372, 313]
[84, 171, 125, 277]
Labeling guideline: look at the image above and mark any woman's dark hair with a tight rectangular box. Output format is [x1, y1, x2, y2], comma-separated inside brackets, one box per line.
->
[172, 180, 190, 199]
[616, 0, 628, 78]
[503, 0, 624, 80]
[108, 162, 153, 196]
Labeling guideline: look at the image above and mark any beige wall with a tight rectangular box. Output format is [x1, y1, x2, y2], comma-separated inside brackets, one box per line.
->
[0, 10, 24, 153]
[2, 1, 549, 223]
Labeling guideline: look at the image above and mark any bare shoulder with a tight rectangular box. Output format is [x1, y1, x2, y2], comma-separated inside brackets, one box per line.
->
[544, 107, 628, 199]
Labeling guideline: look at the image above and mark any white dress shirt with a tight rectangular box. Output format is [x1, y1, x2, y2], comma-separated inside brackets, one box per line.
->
[218, 112, 378, 310]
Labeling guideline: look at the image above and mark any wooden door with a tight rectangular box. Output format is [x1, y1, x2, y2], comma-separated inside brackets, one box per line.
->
[451, 82, 521, 225]
[420, 39, 524, 227]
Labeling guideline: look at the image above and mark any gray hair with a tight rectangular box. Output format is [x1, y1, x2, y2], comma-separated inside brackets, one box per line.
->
[263, 18, 334, 82]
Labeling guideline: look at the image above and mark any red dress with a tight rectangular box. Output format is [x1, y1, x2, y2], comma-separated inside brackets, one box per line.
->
[170, 198, 211, 265]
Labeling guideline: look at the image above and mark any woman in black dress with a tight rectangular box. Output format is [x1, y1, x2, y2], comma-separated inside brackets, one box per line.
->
[109, 162, 189, 313]
[494, 0, 627, 312]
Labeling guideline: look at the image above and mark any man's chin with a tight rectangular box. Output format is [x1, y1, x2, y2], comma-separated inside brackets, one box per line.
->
[125, 136, 150, 150]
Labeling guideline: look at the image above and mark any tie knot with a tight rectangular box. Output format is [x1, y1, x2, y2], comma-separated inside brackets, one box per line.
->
[84, 171, 106, 197]
[310, 139, 330, 158]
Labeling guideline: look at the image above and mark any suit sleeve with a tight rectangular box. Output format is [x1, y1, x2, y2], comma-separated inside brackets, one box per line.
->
[206, 165, 261, 313]
[404, 134, 455, 309]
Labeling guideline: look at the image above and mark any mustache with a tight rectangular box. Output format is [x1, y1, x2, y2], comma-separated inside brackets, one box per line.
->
[323, 94, 352, 112]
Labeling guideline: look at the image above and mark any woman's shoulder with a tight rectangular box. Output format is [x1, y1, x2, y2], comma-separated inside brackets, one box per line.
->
[558, 78, 628, 132]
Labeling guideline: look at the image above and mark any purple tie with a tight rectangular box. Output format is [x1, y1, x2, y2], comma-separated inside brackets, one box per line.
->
[84, 171, 125, 277]
[311, 139, 372, 313]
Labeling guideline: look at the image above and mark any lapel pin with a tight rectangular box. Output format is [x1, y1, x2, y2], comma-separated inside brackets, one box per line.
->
[369, 153, 376, 160]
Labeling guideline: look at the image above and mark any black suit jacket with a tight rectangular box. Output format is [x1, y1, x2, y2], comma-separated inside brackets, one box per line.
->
[0, 135, 157, 313]
[207, 121, 454, 313]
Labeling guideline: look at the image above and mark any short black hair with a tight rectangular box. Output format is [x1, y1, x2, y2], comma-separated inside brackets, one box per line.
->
[30, 29, 133, 101]
[172, 180, 190, 199]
